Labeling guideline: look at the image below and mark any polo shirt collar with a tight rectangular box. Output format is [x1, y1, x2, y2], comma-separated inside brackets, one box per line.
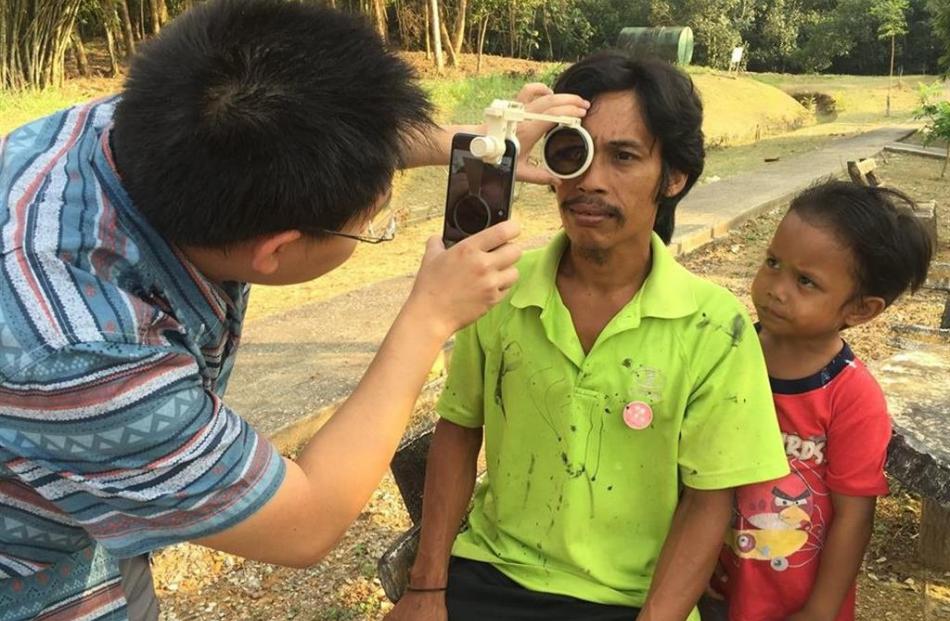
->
[510, 230, 698, 322]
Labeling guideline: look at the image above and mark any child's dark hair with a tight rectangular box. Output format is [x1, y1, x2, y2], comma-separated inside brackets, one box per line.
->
[113, 0, 433, 247]
[789, 181, 934, 307]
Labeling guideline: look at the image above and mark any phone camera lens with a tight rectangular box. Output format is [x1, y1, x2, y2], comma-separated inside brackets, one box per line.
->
[452, 194, 492, 235]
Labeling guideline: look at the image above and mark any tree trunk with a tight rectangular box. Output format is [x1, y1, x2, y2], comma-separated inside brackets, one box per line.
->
[440, 8, 458, 67]
[452, 0, 467, 55]
[103, 18, 120, 76]
[943, 143, 949, 179]
[149, 0, 161, 35]
[885, 34, 896, 117]
[372, 0, 387, 42]
[136, 0, 145, 39]
[2, 0, 84, 90]
[70, 30, 90, 77]
[476, 16, 488, 74]
[424, 0, 431, 60]
[542, 2, 553, 60]
[429, 0, 443, 72]
[507, 0, 516, 57]
[393, 0, 406, 47]
[116, 0, 136, 57]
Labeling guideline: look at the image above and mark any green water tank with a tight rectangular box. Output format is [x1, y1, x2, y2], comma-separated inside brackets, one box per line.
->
[616, 27, 694, 66]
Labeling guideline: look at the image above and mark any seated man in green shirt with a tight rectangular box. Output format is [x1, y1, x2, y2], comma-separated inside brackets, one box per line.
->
[384, 52, 789, 621]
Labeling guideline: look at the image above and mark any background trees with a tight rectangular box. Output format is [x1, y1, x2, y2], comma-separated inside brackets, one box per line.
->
[3, 0, 948, 92]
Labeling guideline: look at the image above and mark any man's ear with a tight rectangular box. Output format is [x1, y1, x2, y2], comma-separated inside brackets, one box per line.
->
[249, 230, 303, 275]
[843, 295, 886, 329]
[664, 168, 688, 198]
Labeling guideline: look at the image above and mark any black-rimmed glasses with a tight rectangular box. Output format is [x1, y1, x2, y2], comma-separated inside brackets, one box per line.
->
[319, 196, 398, 244]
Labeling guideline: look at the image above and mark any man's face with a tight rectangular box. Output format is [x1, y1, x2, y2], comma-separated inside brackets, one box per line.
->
[554, 91, 667, 258]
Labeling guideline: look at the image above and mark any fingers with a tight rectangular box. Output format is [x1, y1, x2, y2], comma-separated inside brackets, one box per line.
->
[483, 240, 522, 270]
[516, 82, 553, 104]
[421, 235, 446, 265]
[495, 266, 520, 292]
[524, 93, 590, 116]
[461, 220, 521, 252]
[531, 102, 590, 120]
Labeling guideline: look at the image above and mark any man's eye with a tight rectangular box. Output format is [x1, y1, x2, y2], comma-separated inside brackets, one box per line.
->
[616, 151, 636, 161]
[555, 147, 584, 162]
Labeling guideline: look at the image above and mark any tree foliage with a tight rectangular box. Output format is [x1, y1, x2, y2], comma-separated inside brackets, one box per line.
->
[3, 0, 949, 93]
[914, 81, 950, 177]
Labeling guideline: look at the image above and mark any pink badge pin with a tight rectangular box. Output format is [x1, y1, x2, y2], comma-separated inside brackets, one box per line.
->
[623, 401, 653, 430]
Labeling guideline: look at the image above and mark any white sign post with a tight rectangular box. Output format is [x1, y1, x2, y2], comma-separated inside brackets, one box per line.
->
[729, 46, 745, 76]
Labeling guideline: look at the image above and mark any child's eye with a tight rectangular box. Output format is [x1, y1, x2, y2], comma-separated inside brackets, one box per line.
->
[798, 275, 816, 288]
[765, 257, 779, 269]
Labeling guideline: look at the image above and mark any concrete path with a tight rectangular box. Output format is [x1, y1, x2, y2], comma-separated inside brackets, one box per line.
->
[227, 125, 917, 447]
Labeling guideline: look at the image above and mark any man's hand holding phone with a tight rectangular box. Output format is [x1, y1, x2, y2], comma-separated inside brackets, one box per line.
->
[407, 221, 522, 341]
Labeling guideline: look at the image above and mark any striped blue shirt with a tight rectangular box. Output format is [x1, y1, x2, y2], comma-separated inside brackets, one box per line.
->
[0, 98, 285, 620]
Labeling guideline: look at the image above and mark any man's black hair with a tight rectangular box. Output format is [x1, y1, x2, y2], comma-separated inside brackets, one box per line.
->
[789, 181, 934, 307]
[112, 0, 433, 247]
[553, 51, 705, 244]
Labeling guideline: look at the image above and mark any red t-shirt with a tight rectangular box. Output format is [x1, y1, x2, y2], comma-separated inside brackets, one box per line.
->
[715, 342, 891, 621]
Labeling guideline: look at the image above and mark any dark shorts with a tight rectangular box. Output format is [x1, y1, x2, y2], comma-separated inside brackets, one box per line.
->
[119, 555, 160, 621]
[445, 557, 640, 621]
[697, 596, 730, 621]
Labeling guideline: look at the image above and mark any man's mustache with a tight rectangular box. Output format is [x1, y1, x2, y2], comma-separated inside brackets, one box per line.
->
[560, 196, 624, 220]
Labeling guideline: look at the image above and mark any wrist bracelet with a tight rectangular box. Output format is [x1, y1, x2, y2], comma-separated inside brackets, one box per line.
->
[406, 585, 447, 592]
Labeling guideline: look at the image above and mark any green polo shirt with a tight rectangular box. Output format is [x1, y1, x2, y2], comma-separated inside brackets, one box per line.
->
[438, 231, 788, 614]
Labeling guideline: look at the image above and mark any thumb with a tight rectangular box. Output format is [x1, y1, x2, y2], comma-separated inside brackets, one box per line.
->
[421, 235, 446, 267]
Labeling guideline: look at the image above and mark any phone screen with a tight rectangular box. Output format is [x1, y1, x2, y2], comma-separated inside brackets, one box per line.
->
[442, 133, 517, 246]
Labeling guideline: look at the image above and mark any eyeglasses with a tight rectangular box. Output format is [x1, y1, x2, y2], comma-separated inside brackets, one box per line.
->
[319, 197, 397, 244]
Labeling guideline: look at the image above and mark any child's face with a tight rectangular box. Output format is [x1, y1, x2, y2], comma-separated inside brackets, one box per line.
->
[751, 211, 862, 338]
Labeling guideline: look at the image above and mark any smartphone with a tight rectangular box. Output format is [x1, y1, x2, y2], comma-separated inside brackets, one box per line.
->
[442, 133, 518, 247]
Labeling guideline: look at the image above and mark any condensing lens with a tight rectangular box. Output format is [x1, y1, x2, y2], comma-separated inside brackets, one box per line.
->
[543, 127, 591, 177]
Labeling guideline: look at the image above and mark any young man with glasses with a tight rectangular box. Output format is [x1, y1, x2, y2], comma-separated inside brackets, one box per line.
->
[0, 1, 588, 619]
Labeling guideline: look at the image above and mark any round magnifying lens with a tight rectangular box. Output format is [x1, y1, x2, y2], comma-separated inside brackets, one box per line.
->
[542, 126, 594, 179]
[452, 194, 492, 235]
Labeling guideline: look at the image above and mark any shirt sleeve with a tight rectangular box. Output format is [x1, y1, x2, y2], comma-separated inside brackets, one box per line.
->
[678, 305, 789, 490]
[436, 323, 486, 429]
[0, 341, 286, 558]
[825, 367, 891, 496]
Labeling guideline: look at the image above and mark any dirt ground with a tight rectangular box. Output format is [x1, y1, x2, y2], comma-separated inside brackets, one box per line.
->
[154, 152, 950, 620]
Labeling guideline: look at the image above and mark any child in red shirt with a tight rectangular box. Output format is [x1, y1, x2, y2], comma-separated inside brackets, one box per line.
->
[707, 181, 934, 621]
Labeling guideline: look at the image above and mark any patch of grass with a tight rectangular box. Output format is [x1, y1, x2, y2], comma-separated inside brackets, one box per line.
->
[703, 133, 839, 181]
[422, 64, 564, 124]
[0, 77, 120, 135]
[750, 72, 946, 123]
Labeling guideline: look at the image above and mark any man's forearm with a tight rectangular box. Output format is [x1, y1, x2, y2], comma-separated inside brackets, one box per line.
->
[401, 124, 480, 169]
[638, 488, 733, 621]
[196, 300, 450, 565]
[409, 419, 483, 586]
[293, 300, 452, 547]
